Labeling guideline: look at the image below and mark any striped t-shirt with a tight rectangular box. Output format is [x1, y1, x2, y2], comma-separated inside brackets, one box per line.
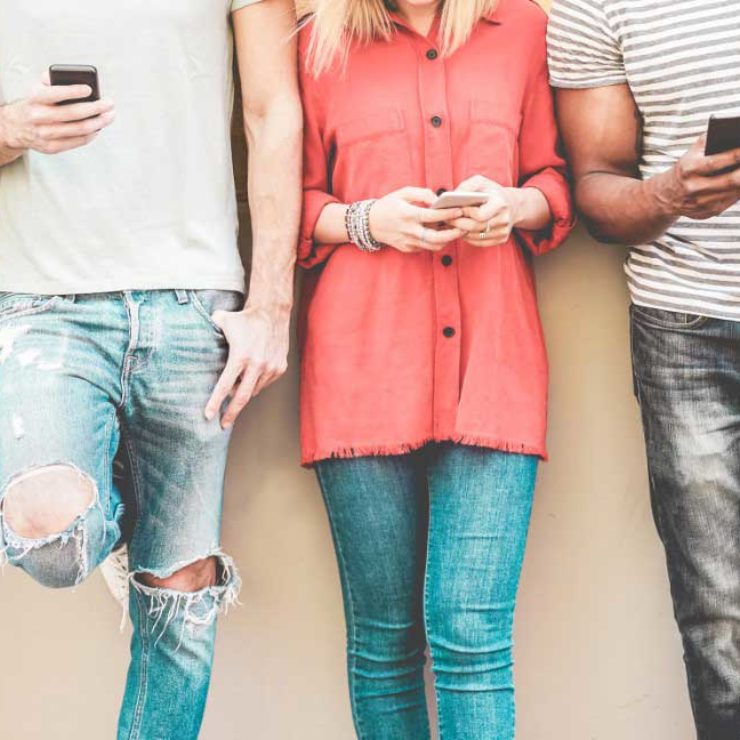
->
[547, 0, 740, 321]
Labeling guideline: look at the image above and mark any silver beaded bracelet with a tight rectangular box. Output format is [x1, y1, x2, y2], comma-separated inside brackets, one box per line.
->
[345, 199, 383, 253]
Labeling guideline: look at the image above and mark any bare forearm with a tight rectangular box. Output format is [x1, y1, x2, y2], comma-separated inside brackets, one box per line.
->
[244, 96, 302, 316]
[314, 203, 350, 244]
[576, 170, 678, 245]
[511, 187, 551, 231]
[0, 104, 24, 166]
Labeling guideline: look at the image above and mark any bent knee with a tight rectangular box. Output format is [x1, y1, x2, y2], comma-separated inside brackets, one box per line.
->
[427, 603, 515, 662]
[136, 557, 218, 593]
[2, 464, 96, 539]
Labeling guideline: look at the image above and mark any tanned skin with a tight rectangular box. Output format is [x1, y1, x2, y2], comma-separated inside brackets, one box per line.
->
[556, 84, 740, 245]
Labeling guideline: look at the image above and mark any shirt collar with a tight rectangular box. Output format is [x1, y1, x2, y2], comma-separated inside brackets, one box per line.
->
[483, 5, 505, 25]
[388, 10, 439, 36]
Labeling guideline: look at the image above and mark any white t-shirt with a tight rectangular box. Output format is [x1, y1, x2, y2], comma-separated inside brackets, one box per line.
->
[0, 0, 261, 294]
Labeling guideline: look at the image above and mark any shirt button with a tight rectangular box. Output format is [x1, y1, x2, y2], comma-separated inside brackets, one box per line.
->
[426, 49, 439, 60]
[441, 255, 453, 267]
[431, 115, 443, 128]
[443, 326, 456, 338]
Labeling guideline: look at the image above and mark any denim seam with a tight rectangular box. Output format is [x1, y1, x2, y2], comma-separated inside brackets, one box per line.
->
[100, 408, 121, 560]
[316, 465, 366, 740]
[119, 294, 140, 410]
[127, 587, 151, 740]
[422, 467, 441, 740]
[122, 433, 143, 540]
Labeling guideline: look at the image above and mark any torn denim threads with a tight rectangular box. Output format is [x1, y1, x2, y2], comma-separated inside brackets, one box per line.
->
[0, 290, 243, 740]
[0, 463, 113, 588]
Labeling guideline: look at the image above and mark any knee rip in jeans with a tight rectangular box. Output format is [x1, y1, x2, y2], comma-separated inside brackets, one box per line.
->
[130, 551, 241, 648]
[0, 463, 99, 583]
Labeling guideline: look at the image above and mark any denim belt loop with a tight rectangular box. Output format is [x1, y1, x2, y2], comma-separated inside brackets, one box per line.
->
[175, 290, 189, 305]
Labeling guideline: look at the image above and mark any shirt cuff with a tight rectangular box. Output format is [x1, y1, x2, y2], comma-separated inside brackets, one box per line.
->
[518, 168, 576, 256]
[299, 191, 342, 269]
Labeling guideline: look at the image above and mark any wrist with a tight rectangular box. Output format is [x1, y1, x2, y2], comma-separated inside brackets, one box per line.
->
[504, 187, 528, 227]
[0, 103, 25, 151]
[243, 300, 292, 322]
[645, 169, 682, 220]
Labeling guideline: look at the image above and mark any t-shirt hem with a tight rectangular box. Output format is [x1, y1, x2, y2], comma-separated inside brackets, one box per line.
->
[0, 274, 246, 296]
[302, 434, 548, 467]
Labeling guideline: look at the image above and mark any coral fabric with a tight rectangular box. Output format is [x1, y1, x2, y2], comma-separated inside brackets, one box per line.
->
[298, 0, 575, 465]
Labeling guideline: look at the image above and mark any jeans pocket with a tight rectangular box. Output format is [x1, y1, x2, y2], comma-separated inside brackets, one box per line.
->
[188, 290, 244, 337]
[0, 293, 60, 322]
[630, 303, 711, 331]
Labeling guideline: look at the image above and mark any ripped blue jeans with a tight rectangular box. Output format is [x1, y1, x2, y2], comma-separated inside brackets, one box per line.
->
[0, 290, 242, 740]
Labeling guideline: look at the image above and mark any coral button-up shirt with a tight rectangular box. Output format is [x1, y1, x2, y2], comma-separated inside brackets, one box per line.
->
[298, 0, 575, 466]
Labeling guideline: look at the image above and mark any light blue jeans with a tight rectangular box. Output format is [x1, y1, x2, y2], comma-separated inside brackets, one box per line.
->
[0, 289, 242, 740]
[316, 444, 538, 740]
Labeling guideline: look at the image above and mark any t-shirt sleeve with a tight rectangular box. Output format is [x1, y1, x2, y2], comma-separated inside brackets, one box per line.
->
[547, 0, 626, 89]
[231, 0, 264, 11]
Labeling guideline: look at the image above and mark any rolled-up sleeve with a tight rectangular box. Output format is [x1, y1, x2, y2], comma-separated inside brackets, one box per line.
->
[517, 39, 576, 256]
[299, 53, 341, 269]
[231, 0, 264, 11]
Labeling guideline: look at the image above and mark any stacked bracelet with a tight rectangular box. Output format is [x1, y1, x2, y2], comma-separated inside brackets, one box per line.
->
[345, 199, 383, 253]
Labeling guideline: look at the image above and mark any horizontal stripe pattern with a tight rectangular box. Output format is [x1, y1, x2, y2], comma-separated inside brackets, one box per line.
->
[548, 0, 740, 320]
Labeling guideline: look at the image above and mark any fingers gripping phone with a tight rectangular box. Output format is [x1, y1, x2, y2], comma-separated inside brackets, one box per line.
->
[49, 64, 100, 105]
[432, 191, 489, 209]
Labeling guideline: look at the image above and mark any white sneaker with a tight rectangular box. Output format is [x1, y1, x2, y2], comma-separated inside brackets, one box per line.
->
[100, 545, 130, 630]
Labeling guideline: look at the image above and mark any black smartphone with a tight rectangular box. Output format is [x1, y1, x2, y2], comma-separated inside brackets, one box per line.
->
[49, 64, 100, 105]
[705, 114, 740, 156]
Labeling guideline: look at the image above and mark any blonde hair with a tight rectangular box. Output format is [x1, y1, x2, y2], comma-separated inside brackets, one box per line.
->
[305, 0, 499, 76]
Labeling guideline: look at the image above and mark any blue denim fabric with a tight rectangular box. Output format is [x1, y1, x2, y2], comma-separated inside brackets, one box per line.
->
[631, 304, 740, 740]
[316, 444, 538, 740]
[0, 289, 242, 740]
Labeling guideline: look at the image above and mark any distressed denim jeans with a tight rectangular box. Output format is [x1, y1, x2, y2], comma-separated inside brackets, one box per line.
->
[0, 289, 242, 740]
[316, 444, 538, 740]
[631, 304, 740, 739]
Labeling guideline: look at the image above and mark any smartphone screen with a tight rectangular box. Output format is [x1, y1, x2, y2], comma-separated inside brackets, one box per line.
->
[705, 114, 740, 156]
[432, 192, 489, 210]
[49, 65, 100, 105]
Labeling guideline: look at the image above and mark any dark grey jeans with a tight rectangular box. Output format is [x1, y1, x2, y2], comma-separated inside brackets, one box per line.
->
[631, 304, 740, 740]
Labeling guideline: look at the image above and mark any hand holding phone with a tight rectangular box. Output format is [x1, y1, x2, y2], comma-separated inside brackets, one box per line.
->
[0, 69, 114, 156]
[364, 187, 464, 254]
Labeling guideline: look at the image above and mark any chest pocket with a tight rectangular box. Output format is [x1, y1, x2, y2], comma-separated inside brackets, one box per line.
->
[333, 108, 414, 199]
[462, 100, 520, 187]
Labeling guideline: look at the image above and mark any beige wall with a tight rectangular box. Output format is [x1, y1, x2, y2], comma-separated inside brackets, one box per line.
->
[0, 226, 696, 740]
